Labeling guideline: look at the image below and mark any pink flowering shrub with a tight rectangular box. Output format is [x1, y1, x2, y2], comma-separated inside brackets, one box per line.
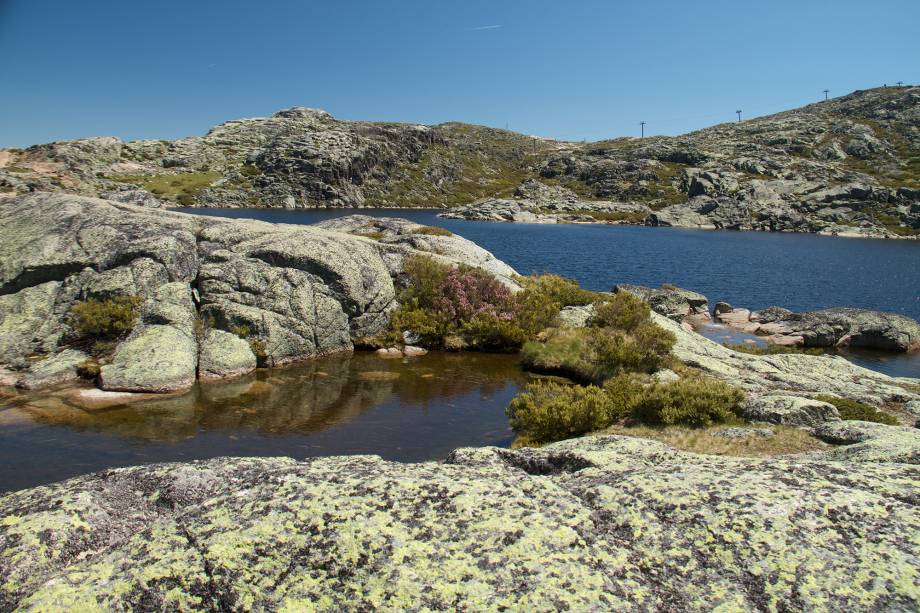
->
[433, 267, 516, 323]
[388, 255, 565, 350]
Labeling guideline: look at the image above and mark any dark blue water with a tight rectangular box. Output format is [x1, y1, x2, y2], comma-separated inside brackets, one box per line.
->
[179, 207, 920, 320]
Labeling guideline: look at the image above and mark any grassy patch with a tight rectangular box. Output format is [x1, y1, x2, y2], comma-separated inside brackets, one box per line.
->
[598, 424, 829, 457]
[723, 342, 826, 356]
[815, 394, 899, 425]
[415, 225, 453, 236]
[109, 171, 221, 205]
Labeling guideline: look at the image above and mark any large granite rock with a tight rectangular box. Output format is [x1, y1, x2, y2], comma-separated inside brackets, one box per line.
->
[752, 306, 920, 351]
[0, 194, 517, 390]
[197, 330, 257, 380]
[1, 434, 918, 611]
[614, 283, 709, 321]
[740, 393, 840, 427]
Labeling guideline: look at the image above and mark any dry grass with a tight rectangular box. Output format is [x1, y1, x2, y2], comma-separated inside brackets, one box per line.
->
[597, 423, 829, 457]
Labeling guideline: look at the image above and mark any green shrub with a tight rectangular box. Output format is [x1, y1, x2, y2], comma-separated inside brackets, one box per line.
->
[240, 164, 262, 177]
[506, 381, 615, 443]
[506, 374, 746, 443]
[815, 395, 899, 425]
[415, 225, 454, 236]
[521, 324, 674, 384]
[660, 283, 678, 291]
[518, 274, 600, 307]
[461, 313, 528, 351]
[630, 378, 745, 427]
[70, 296, 143, 339]
[590, 293, 651, 332]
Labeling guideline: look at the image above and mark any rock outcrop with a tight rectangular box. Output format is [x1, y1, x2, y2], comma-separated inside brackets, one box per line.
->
[716, 305, 920, 351]
[0, 194, 517, 392]
[653, 312, 920, 414]
[1, 434, 918, 611]
[3, 87, 918, 237]
[614, 283, 709, 321]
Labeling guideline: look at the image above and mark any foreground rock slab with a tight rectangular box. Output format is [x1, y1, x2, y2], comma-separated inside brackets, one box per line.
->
[1, 435, 918, 611]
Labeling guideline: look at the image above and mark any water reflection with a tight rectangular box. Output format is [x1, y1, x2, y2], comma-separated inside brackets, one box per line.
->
[0, 352, 526, 492]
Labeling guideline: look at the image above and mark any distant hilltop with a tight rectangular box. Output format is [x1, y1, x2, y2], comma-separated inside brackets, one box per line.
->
[1, 86, 918, 237]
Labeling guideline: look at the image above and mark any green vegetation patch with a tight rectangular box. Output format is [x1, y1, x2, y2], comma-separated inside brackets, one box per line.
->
[724, 342, 826, 356]
[70, 296, 143, 340]
[415, 225, 453, 236]
[815, 394, 899, 425]
[387, 257, 588, 351]
[522, 292, 675, 384]
[508, 374, 745, 444]
[109, 171, 221, 205]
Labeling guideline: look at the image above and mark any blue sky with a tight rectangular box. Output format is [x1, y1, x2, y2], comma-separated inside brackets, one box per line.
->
[1, 0, 917, 147]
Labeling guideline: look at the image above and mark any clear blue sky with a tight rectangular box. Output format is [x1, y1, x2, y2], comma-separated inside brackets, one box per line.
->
[1, 0, 917, 147]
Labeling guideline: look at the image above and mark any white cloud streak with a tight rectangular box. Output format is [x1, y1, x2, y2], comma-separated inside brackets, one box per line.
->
[465, 24, 502, 31]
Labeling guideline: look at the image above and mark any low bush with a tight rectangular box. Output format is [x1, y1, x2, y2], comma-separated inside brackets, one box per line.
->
[518, 274, 600, 307]
[506, 381, 616, 443]
[70, 296, 143, 340]
[389, 256, 567, 351]
[351, 230, 385, 241]
[590, 292, 652, 333]
[521, 323, 675, 384]
[507, 374, 745, 443]
[815, 395, 899, 425]
[629, 377, 745, 427]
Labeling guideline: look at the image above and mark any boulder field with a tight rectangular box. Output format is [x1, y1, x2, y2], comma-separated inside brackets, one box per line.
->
[0, 193, 515, 393]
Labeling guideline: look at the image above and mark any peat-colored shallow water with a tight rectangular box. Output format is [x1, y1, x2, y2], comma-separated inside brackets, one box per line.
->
[0, 353, 526, 492]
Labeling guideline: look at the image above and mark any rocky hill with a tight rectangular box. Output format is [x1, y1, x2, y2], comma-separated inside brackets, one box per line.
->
[1, 86, 919, 236]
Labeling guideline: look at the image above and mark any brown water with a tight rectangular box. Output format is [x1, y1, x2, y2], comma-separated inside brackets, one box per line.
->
[0, 352, 527, 493]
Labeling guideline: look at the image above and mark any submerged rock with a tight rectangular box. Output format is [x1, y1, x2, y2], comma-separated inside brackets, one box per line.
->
[1, 435, 918, 611]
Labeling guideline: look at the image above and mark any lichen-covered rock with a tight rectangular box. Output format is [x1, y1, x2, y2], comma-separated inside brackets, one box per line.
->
[752, 306, 920, 352]
[653, 312, 920, 409]
[813, 420, 920, 464]
[0, 195, 517, 388]
[313, 215, 519, 287]
[615, 283, 709, 321]
[1, 435, 918, 611]
[100, 325, 198, 392]
[14, 349, 88, 390]
[741, 394, 840, 427]
[198, 330, 257, 379]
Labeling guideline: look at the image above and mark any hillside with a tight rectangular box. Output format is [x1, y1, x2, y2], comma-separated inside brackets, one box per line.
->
[1, 86, 918, 236]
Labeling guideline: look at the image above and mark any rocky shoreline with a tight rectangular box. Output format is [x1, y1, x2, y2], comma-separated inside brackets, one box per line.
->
[2, 193, 920, 610]
[0, 194, 516, 395]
